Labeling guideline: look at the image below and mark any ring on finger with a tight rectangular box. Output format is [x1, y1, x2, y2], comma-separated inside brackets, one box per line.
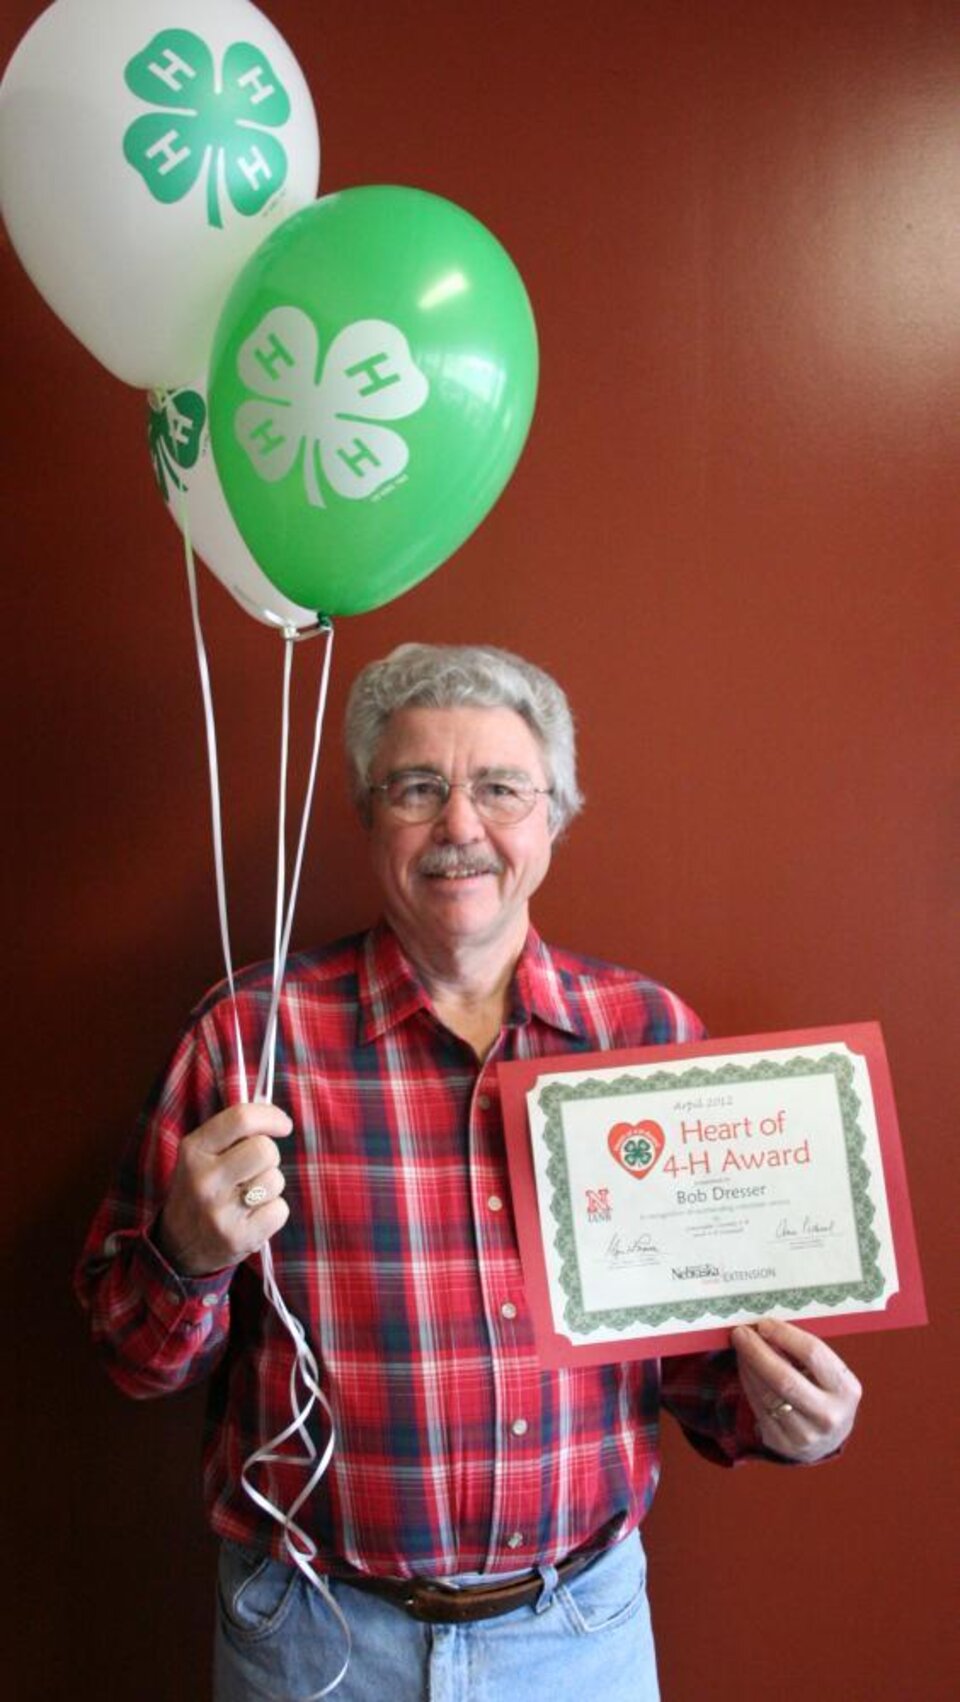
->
[241, 1182, 269, 1209]
[767, 1398, 794, 1419]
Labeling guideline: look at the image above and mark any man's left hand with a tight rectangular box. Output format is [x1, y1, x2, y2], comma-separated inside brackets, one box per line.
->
[732, 1317, 862, 1462]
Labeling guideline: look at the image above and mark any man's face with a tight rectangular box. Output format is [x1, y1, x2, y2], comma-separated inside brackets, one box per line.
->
[366, 705, 556, 967]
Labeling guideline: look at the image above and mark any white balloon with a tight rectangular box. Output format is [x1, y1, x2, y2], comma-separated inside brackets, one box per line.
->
[1, 0, 319, 387]
[148, 384, 319, 630]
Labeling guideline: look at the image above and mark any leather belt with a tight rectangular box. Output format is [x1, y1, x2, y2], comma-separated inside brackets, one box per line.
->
[326, 1516, 624, 1624]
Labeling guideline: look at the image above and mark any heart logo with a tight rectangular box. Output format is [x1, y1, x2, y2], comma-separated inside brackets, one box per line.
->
[608, 1120, 665, 1180]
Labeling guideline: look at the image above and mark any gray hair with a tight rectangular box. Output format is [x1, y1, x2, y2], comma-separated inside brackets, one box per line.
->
[344, 643, 584, 834]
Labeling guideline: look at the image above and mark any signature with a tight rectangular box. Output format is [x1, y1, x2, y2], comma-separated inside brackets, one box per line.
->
[775, 1216, 837, 1240]
[606, 1232, 659, 1260]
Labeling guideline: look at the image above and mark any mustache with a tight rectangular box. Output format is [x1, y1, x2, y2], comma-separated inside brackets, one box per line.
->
[416, 845, 504, 877]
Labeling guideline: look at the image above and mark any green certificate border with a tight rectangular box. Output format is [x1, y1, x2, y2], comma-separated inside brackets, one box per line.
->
[538, 1051, 885, 1336]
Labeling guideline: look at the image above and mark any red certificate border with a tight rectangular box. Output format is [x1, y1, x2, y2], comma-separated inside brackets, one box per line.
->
[498, 1023, 927, 1366]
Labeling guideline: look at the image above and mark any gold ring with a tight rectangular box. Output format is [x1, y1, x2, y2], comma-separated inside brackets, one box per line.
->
[768, 1399, 794, 1419]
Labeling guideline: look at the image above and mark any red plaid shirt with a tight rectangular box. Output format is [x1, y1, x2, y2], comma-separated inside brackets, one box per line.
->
[77, 922, 772, 1577]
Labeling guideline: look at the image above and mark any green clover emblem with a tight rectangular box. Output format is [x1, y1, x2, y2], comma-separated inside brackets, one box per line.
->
[624, 1136, 654, 1170]
[148, 388, 206, 501]
[232, 307, 430, 508]
[124, 31, 291, 229]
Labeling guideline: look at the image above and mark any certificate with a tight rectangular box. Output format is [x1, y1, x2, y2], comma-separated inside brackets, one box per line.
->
[498, 1025, 926, 1365]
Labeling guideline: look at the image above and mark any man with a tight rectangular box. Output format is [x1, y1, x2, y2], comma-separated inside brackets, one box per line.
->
[77, 643, 861, 1702]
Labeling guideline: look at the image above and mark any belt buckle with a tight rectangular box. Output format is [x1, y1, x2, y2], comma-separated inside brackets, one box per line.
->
[403, 1572, 536, 1624]
[402, 1579, 458, 1622]
[401, 1572, 486, 1627]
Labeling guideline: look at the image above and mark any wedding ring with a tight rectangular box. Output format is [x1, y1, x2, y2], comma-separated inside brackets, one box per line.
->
[768, 1399, 794, 1419]
[241, 1183, 269, 1209]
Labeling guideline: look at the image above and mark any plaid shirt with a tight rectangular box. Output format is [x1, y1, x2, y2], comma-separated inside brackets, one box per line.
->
[77, 922, 772, 1578]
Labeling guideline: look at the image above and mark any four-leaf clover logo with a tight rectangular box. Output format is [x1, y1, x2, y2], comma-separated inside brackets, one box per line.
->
[233, 308, 431, 508]
[623, 1136, 655, 1169]
[147, 388, 206, 501]
[608, 1120, 666, 1180]
[124, 31, 291, 229]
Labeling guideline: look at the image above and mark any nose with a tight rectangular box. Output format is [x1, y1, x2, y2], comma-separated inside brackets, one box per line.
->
[432, 783, 486, 842]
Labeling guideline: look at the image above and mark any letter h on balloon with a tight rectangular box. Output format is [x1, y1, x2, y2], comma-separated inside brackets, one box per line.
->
[145, 129, 192, 178]
[344, 353, 403, 398]
[237, 65, 278, 107]
[252, 332, 296, 384]
[336, 437, 382, 479]
[236, 145, 274, 193]
[247, 415, 289, 462]
[147, 48, 198, 94]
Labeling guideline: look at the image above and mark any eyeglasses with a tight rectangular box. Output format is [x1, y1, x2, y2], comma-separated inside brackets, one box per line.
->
[368, 769, 554, 825]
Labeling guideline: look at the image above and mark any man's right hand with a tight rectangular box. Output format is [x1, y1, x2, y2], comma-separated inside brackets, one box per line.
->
[154, 1104, 293, 1276]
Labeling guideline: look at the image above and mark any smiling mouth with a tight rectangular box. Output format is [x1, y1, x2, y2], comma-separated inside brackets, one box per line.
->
[429, 870, 491, 880]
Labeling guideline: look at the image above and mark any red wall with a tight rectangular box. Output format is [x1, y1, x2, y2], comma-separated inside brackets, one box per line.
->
[3, 3, 957, 1697]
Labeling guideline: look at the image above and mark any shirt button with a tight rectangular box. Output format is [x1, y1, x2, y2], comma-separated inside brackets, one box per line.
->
[487, 1195, 504, 1213]
[202, 1294, 220, 1309]
[506, 1532, 524, 1550]
[477, 1094, 492, 1111]
[510, 1418, 529, 1437]
[500, 1301, 518, 1320]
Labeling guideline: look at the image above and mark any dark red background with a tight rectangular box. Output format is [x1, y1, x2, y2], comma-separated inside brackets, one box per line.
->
[3, 3, 957, 1697]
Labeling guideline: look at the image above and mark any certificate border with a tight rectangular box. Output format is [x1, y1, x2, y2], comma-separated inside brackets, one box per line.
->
[540, 1051, 884, 1337]
[498, 1023, 927, 1365]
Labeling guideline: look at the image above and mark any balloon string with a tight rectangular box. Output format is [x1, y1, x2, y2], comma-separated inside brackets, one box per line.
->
[174, 484, 347, 1697]
[255, 619, 334, 1104]
[264, 633, 294, 1106]
[245, 618, 349, 1701]
[178, 485, 250, 1102]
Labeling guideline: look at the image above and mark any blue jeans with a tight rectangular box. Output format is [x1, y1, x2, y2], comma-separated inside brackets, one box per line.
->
[214, 1531, 660, 1701]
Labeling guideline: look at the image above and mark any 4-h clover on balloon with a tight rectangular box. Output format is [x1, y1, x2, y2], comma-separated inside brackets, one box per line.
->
[148, 388, 206, 502]
[123, 30, 294, 231]
[233, 309, 431, 509]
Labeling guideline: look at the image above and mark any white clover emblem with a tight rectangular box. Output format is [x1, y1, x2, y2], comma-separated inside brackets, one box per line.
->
[233, 308, 430, 507]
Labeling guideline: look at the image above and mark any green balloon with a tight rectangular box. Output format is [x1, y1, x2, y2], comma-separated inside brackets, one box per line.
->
[208, 186, 538, 616]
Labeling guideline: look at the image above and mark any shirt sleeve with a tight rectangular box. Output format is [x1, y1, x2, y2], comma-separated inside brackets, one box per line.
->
[660, 1348, 791, 1465]
[74, 1013, 235, 1400]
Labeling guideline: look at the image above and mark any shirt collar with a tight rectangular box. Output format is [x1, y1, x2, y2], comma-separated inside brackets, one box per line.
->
[358, 921, 433, 1044]
[358, 920, 588, 1045]
[509, 928, 590, 1040]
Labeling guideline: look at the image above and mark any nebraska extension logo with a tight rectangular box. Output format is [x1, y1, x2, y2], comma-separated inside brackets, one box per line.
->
[607, 1120, 665, 1180]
